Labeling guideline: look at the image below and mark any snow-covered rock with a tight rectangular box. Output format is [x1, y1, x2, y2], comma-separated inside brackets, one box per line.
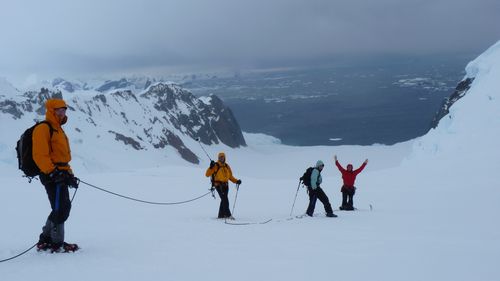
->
[411, 40, 500, 168]
[0, 82, 246, 168]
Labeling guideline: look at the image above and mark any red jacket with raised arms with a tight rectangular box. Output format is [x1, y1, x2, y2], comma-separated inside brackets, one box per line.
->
[335, 160, 366, 187]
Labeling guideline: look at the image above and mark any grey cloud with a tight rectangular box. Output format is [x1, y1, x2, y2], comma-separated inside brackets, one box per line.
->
[1, 0, 499, 81]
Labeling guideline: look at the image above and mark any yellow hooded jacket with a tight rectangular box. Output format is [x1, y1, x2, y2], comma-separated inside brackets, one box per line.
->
[205, 152, 238, 185]
[32, 99, 72, 175]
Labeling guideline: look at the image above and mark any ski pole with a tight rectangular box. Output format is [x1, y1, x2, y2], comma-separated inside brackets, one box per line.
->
[195, 138, 212, 161]
[289, 180, 302, 217]
[232, 183, 240, 215]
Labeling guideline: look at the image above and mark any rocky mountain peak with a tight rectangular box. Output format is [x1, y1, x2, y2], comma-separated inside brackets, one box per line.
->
[0, 82, 246, 164]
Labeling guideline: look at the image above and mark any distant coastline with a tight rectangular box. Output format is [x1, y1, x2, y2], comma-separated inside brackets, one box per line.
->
[184, 56, 470, 146]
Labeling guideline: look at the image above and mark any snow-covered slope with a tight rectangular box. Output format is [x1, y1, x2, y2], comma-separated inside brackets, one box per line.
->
[412, 40, 500, 165]
[1, 41, 500, 281]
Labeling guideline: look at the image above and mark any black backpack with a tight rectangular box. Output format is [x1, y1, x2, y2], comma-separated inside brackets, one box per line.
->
[16, 121, 54, 178]
[300, 167, 315, 187]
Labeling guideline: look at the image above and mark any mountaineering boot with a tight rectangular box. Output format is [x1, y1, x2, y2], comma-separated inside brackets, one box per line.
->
[37, 233, 52, 251]
[50, 243, 62, 253]
[226, 215, 235, 220]
[62, 242, 79, 252]
[51, 242, 79, 253]
[36, 241, 52, 251]
[326, 213, 337, 218]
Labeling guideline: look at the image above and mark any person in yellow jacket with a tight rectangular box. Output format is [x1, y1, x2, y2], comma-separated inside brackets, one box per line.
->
[205, 152, 241, 219]
[32, 99, 79, 253]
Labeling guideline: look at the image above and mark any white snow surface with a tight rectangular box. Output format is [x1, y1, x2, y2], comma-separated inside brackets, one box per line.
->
[2, 40, 500, 280]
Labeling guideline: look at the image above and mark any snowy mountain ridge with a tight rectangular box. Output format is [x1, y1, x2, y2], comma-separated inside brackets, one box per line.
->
[9, 74, 212, 96]
[0, 82, 246, 171]
[412, 39, 500, 163]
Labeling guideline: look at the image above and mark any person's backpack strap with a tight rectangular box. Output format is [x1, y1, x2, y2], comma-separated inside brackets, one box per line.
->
[38, 121, 55, 138]
[211, 163, 221, 186]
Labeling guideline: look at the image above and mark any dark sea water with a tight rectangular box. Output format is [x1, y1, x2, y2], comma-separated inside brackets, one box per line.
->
[183, 55, 474, 146]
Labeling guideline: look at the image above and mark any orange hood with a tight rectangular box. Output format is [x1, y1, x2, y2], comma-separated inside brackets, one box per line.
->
[45, 99, 68, 126]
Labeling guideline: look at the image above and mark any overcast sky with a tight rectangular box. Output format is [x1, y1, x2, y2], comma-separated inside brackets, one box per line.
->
[1, 0, 499, 84]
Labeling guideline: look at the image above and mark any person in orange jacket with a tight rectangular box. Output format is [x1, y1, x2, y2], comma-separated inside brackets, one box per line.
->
[33, 99, 79, 252]
[205, 152, 241, 219]
[334, 155, 368, 211]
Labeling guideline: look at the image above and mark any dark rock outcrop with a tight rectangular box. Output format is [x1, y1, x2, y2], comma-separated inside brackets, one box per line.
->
[430, 77, 474, 129]
[97, 78, 134, 92]
[207, 95, 246, 148]
[141, 83, 246, 148]
[108, 130, 143, 150]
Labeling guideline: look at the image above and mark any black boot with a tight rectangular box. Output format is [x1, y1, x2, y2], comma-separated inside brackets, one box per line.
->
[326, 212, 338, 218]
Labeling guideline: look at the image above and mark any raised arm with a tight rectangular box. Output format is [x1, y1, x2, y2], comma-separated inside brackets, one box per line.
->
[205, 163, 217, 177]
[354, 159, 368, 175]
[334, 156, 346, 173]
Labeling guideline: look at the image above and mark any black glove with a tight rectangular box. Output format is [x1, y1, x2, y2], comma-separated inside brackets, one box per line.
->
[68, 175, 80, 189]
[209, 160, 215, 168]
[49, 169, 78, 188]
[236, 179, 242, 185]
[48, 169, 68, 185]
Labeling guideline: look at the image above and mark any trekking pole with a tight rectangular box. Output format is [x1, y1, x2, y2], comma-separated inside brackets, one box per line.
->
[70, 188, 78, 203]
[232, 184, 240, 215]
[289, 180, 302, 217]
[197, 138, 220, 198]
[195, 138, 212, 161]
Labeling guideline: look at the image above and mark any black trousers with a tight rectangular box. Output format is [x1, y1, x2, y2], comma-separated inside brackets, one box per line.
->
[215, 183, 231, 218]
[39, 175, 71, 244]
[341, 186, 356, 208]
[306, 187, 333, 216]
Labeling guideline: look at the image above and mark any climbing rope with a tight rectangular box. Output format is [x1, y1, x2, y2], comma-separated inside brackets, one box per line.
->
[1, 179, 211, 263]
[0, 187, 79, 263]
[80, 180, 212, 205]
[0, 243, 37, 263]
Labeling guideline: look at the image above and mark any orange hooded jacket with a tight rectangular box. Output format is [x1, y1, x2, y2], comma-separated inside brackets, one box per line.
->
[205, 152, 238, 185]
[32, 99, 72, 175]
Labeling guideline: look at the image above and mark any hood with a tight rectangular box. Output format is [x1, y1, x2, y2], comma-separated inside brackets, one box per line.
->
[45, 99, 68, 126]
[315, 160, 324, 168]
[217, 152, 226, 163]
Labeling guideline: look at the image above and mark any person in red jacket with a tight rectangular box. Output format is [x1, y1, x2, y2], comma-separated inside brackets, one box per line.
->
[334, 155, 368, 211]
